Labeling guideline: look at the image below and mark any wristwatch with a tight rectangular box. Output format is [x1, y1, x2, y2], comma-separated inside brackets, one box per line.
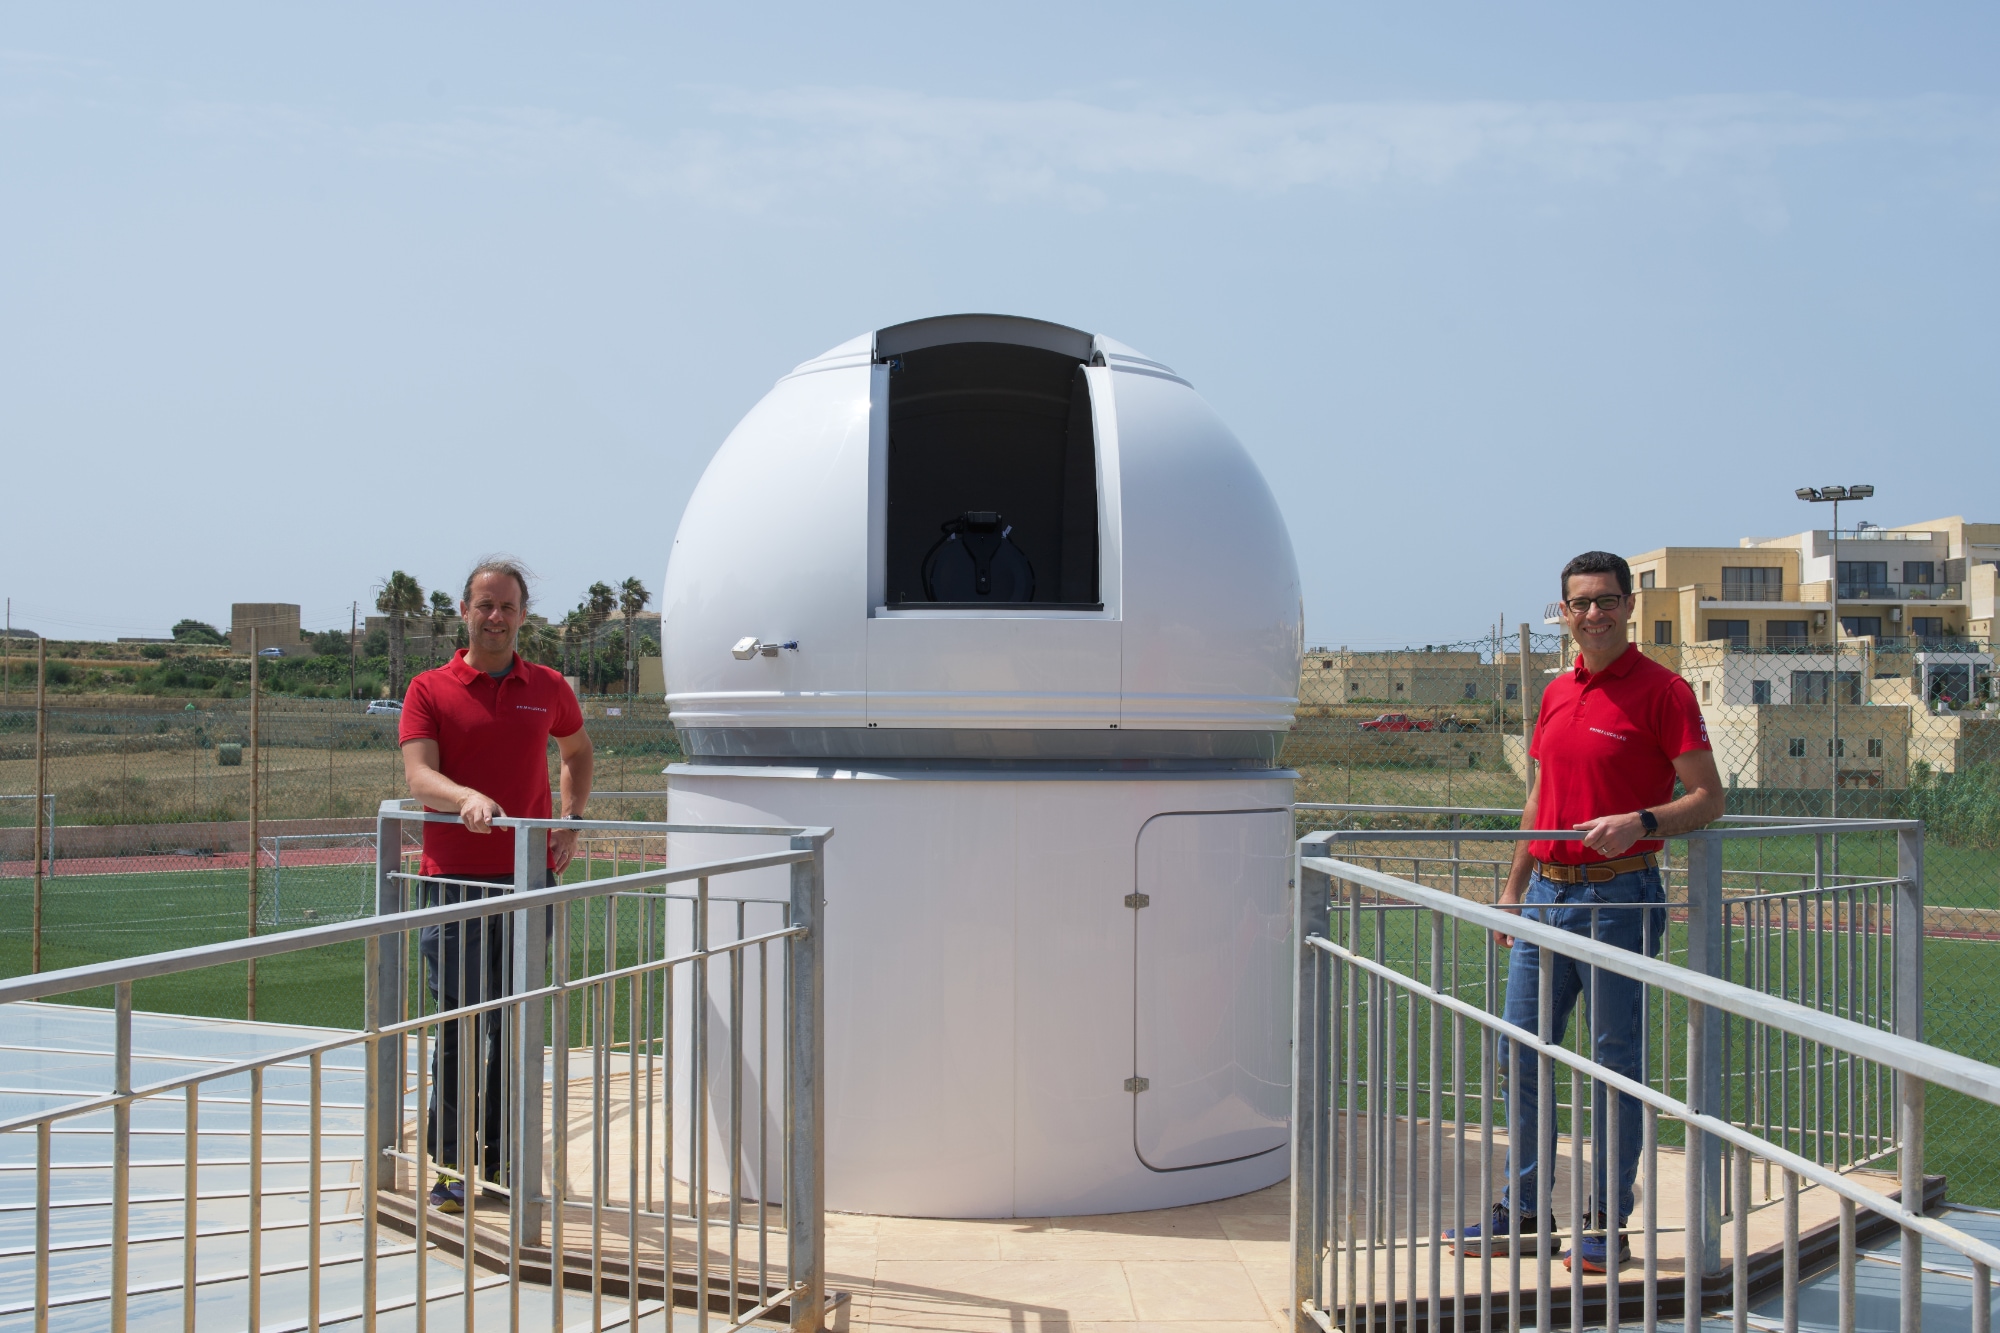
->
[1638, 809, 1659, 835]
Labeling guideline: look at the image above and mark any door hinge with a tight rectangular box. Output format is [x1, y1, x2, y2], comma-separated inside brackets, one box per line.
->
[1124, 892, 1150, 909]
[1124, 1076, 1150, 1093]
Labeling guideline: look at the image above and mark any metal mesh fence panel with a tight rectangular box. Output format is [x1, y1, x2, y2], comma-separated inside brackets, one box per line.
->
[0, 694, 682, 1024]
[5, 632, 1998, 1193]
[1283, 629, 2000, 1202]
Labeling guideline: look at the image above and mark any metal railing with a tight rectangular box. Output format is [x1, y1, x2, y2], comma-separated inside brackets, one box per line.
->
[1695, 584, 1802, 604]
[0, 800, 831, 1332]
[1837, 583, 1961, 602]
[1286, 815, 2000, 1332]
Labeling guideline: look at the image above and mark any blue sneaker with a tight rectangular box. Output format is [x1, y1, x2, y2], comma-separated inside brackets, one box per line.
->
[1444, 1203, 1545, 1256]
[429, 1176, 465, 1215]
[1566, 1215, 1630, 1273]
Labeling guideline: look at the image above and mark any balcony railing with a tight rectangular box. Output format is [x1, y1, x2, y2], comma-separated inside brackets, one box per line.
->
[1836, 582, 1961, 601]
[1690, 582, 1802, 603]
[1826, 528, 1934, 542]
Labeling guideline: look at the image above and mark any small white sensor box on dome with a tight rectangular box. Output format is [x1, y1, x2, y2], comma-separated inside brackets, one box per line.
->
[663, 314, 1303, 1218]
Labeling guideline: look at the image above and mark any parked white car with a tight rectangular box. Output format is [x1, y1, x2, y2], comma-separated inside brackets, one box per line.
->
[364, 700, 402, 715]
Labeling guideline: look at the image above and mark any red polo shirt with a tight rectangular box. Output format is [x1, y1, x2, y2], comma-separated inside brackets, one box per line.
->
[1528, 643, 1709, 865]
[399, 651, 584, 876]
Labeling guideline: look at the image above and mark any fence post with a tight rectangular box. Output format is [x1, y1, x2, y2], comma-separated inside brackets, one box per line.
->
[1896, 822, 1926, 1332]
[788, 829, 828, 1333]
[1517, 623, 1537, 794]
[511, 822, 549, 1244]
[31, 640, 46, 974]
[1682, 830, 1727, 1286]
[248, 627, 260, 1020]
[1290, 831, 1335, 1333]
[373, 802, 406, 1191]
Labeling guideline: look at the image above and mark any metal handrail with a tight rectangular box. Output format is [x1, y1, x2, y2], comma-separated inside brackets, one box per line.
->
[0, 842, 814, 1006]
[1290, 819, 1958, 1333]
[1300, 846, 1984, 1099]
[1, 806, 833, 1332]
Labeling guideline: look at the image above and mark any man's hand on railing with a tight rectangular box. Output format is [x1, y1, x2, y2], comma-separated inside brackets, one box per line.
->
[550, 825, 579, 873]
[456, 791, 504, 835]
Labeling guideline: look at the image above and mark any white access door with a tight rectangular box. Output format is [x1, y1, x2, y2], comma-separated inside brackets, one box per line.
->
[1133, 809, 1292, 1171]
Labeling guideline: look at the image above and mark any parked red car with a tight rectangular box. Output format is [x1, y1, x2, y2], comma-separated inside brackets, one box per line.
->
[1359, 713, 1432, 732]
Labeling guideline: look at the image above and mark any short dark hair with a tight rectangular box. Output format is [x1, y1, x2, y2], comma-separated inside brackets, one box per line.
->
[1561, 551, 1632, 598]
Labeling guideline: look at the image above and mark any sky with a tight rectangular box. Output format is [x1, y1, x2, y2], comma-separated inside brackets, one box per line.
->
[3, 4, 1996, 648]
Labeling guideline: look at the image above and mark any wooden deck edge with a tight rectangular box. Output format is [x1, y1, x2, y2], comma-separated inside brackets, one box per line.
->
[1335, 1173, 1947, 1332]
[376, 1191, 797, 1322]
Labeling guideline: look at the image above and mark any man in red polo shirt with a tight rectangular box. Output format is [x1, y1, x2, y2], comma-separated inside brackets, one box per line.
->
[399, 557, 591, 1214]
[1447, 551, 1723, 1272]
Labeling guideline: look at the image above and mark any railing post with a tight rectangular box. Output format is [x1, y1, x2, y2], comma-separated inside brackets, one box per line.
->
[1894, 824, 1924, 1046]
[1896, 822, 1926, 1333]
[1682, 830, 1727, 1286]
[373, 802, 405, 1192]
[512, 822, 550, 1244]
[1290, 832, 1335, 1333]
[788, 831, 828, 1333]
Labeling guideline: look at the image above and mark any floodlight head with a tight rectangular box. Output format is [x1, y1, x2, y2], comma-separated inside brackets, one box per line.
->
[1820, 485, 1849, 500]
[1849, 484, 1875, 499]
[1796, 487, 1818, 501]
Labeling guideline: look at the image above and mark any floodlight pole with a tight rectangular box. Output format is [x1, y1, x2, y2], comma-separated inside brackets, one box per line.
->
[1830, 495, 1841, 819]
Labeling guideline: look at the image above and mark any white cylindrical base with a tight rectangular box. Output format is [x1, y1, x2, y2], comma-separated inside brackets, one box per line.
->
[666, 763, 1295, 1218]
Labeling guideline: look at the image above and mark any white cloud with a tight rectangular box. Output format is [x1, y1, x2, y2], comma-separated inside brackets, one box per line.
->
[403, 88, 2000, 216]
[34, 69, 2000, 217]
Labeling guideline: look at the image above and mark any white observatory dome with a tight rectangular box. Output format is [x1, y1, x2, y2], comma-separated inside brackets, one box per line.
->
[664, 315, 1303, 1218]
[663, 313, 1302, 758]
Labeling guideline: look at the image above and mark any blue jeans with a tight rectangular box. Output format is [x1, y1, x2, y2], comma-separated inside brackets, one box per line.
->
[1501, 866, 1667, 1223]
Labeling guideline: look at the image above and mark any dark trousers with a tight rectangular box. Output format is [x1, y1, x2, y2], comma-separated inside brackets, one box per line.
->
[419, 870, 555, 1178]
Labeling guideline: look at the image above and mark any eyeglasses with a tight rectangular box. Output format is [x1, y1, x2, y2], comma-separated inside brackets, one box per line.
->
[1564, 595, 1630, 614]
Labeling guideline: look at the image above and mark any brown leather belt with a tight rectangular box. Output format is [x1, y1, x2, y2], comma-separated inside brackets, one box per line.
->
[1534, 852, 1659, 885]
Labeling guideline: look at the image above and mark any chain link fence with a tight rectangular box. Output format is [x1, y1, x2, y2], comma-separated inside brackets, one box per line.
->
[0, 691, 680, 1020]
[6, 630, 1999, 1194]
[1283, 628, 2000, 1201]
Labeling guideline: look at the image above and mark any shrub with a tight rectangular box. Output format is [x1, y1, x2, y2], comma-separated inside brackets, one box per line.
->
[171, 619, 225, 645]
[1907, 763, 2000, 851]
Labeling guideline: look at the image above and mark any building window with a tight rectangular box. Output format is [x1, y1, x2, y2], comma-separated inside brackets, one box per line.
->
[1707, 619, 1751, 646]
[1767, 620, 1809, 646]
[1701, 680, 1711, 702]
[1788, 738, 1806, 758]
[1828, 738, 1846, 758]
[1792, 670, 1862, 705]
[1639, 570, 1656, 589]
[1506, 683, 1519, 700]
[1913, 616, 1945, 643]
[1464, 683, 1477, 699]
[1654, 621, 1672, 645]
[1721, 567, 1783, 600]
[1394, 682, 1404, 692]
[1838, 561, 1889, 598]
[1350, 681, 1360, 692]
[1839, 615, 1884, 640]
[1905, 561, 1936, 586]
[1868, 738, 1884, 758]
[1752, 680, 1771, 704]
[1321, 660, 1333, 669]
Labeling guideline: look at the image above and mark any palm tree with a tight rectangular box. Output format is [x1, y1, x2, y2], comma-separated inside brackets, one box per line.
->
[618, 577, 652, 695]
[561, 605, 587, 681]
[375, 571, 425, 698]
[585, 582, 616, 694]
[426, 590, 455, 672]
